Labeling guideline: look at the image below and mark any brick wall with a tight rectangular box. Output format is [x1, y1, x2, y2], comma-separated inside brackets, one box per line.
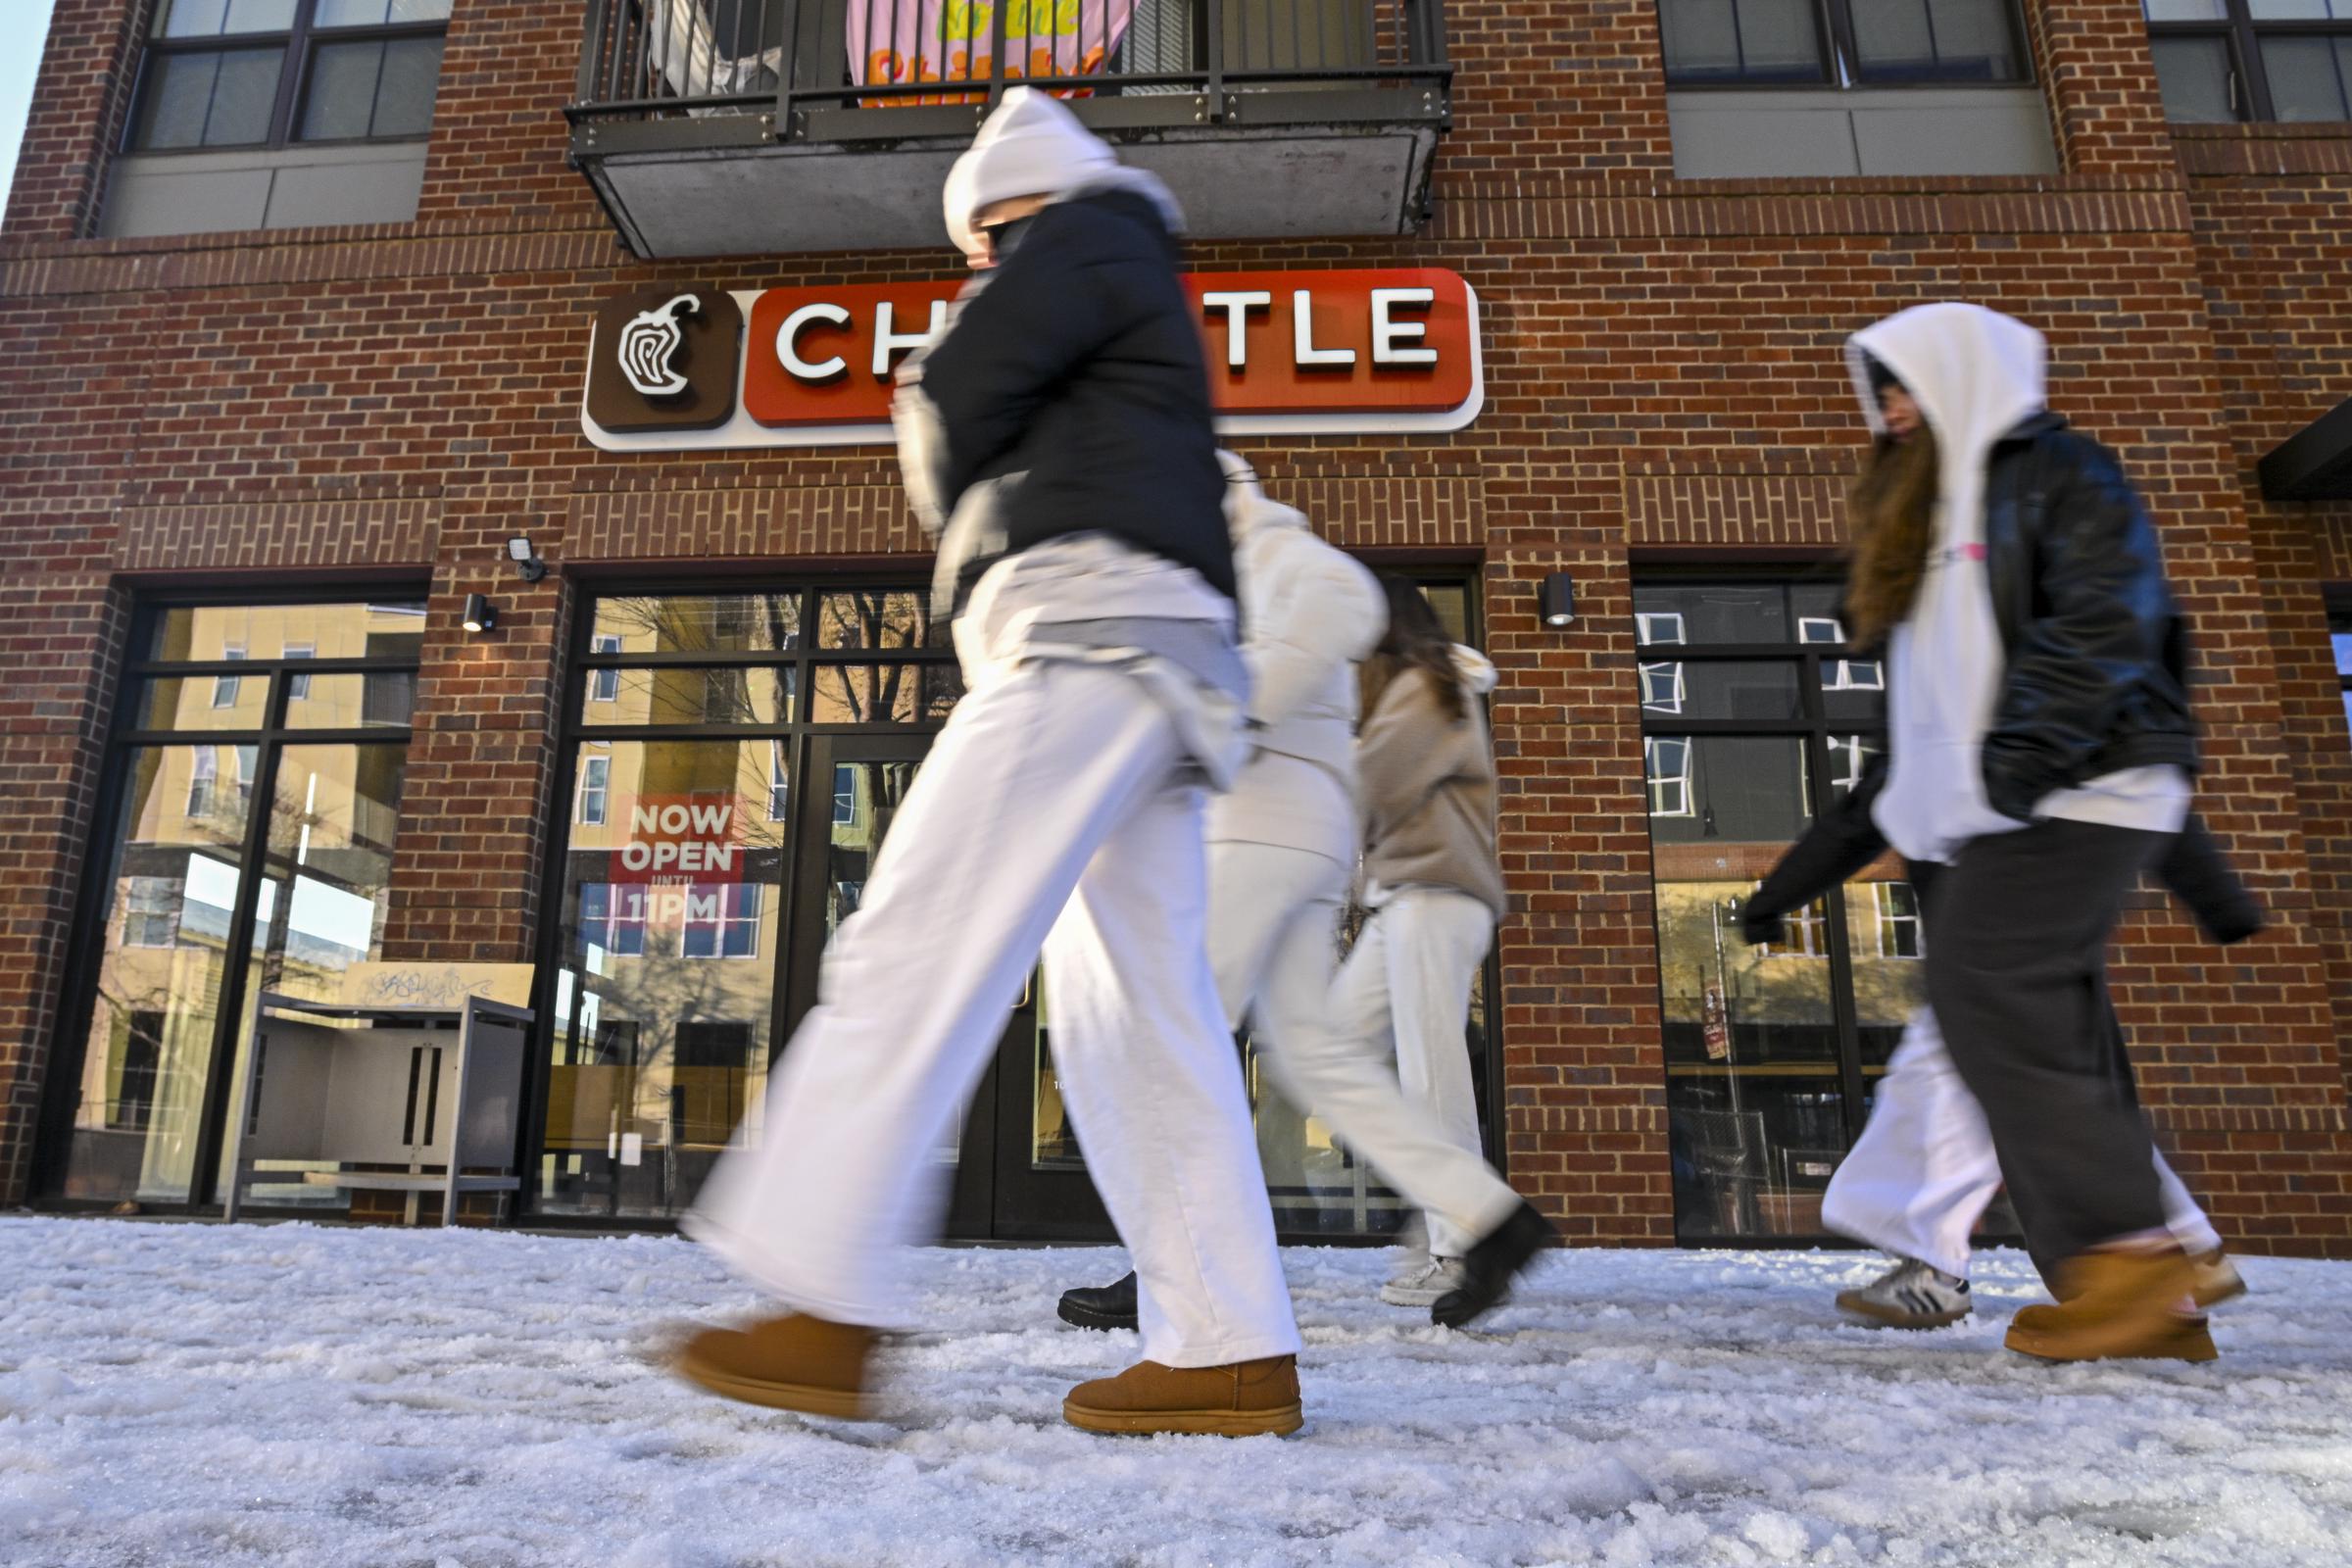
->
[3, 1, 2350, 1252]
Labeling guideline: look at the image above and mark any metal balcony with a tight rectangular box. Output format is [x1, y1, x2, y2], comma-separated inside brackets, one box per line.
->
[567, 0, 1450, 259]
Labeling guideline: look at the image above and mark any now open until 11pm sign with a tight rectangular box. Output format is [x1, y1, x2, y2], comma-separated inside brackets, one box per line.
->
[582, 269, 1483, 451]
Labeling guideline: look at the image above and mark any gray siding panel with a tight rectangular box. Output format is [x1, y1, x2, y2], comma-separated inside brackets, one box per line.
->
[100, 144, 428, 239]
[1666, 88, 2058, 180]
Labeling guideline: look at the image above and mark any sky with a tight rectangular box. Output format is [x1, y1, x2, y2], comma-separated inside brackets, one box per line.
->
[1, 0, 60, 220]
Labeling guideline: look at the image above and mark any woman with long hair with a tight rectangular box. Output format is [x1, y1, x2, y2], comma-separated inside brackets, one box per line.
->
[1836, 303, 2203, 1362]
[1338, 578, 1552, 1326]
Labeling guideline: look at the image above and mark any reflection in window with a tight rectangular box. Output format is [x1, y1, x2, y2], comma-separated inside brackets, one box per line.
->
[590, 635, 622, 702]
[767, 740, 790, 821]
[186, 747, 220, 818]
[681, 883, 762, 959]
[123, 877, 181, 948]
[1761, 898, 1830, 959]
[577, 755, 611, 825]
[1645, 736, 1693, 817]
[284, 644, 314, 699]
[213, 648, 246, 709]
[1876, 883, 1923, 958]
[833, 762, 858, 825]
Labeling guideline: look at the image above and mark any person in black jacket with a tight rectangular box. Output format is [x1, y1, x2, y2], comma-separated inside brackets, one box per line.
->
[1740, 760, 2256, 1347]
[1838, 303, 2207, 1362]
[677, 89, 1303, 1438]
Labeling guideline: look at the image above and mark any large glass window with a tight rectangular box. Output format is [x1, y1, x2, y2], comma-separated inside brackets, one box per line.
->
[1635, 578, 1926, 1243]
[48, 599, 423, 1208]
[1658, 1, 2031, 86]
[2147, 2, 2352, 122]
[127, 0, 449, 153]
[536, 586, 954, 1222]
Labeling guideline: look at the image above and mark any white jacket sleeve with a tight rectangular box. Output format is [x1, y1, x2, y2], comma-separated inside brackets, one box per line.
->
[1242, 535, 1385, 730]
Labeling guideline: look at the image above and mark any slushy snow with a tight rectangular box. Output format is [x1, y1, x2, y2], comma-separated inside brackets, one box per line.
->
[3, 1214, 2350, 1567]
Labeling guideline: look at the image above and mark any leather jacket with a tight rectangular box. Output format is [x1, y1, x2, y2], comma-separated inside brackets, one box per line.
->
[1976, 413, 2198, 821]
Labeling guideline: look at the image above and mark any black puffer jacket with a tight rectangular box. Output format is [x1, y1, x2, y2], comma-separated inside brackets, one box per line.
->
[912, 183, 1233, 605]
[1740, 759, 2263, 949]
[1977, 414, 2198, 821]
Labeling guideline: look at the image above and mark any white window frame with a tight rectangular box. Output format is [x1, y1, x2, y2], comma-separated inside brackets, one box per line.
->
[768, 739, 790, 822]
[283, 643, 315, 700]
[1876, 882, 1924, 959]
[576, 754, 610, 825]
[832, 762, 858, 826]
[1764, 898, 1831, 960]
[123, 876, 179, 948]
[212, 646, 246, 708]
[1644, 736, 1693, 818]
[186, 747, 218, 817]
[590, 635, 622, 703]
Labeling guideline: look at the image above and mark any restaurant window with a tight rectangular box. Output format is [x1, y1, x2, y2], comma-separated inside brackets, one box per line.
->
[537, 586, 955, 1222]
[126, 0, 451, 153]
[2147, 2, 2352, 122]
[45, 597, 424, 1209]
[1657, 0, 2032, 85]
[1635, 577, 1924, 1244]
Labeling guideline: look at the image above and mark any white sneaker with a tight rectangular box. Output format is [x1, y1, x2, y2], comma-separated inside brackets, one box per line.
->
[1381, 1257, 1469, 1308]
[1836, 1257, 1972, 1330]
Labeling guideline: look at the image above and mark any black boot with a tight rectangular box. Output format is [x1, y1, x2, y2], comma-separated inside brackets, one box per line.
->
[1056, 1270, 1139, 1332]
[1431, 1201, 1556, 1329]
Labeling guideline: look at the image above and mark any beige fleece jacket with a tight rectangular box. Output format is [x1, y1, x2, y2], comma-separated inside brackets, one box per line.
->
[1356, 647, 1507, 920]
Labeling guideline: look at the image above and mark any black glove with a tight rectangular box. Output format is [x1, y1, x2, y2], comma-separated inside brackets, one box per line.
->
[1739, 902, 1787, 948]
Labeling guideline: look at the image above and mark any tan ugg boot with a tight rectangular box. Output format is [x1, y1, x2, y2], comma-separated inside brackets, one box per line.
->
[1063, 1355, 1302, 1437]
[2003, 1249, 2203, 1362]
[2189, 1250, 2246, 1309]
[673, 1312, 878, 1418]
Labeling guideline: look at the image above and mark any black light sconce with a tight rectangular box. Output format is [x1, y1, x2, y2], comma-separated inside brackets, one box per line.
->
[462, 593, 499, 635]
[507, 535, 548, 583]
[1539, 571, 1575, 628]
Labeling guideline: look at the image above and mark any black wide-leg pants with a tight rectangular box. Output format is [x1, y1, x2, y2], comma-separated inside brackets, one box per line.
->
[1922, 817, 2174, 1267]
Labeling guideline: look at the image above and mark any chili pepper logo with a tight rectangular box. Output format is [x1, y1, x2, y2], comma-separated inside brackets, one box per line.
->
[618, 293, 702, 398]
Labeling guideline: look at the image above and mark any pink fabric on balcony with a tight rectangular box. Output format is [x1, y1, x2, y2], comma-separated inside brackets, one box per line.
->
[849, 0, 1136, 104]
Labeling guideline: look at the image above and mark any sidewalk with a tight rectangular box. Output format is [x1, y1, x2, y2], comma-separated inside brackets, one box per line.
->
[2, 1215, 2347, 1567]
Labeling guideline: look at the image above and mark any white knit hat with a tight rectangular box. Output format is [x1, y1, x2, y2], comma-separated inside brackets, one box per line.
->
[943, 87, 1119, 255]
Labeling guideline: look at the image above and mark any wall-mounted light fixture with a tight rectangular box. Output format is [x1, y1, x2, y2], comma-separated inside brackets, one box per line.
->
[1539, 571, 1575, 628]
[506, 535, 548, 583]
[462, 593, 499, 634]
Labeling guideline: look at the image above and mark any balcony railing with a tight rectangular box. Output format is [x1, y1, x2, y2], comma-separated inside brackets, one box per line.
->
[567, 1, 1451, 258]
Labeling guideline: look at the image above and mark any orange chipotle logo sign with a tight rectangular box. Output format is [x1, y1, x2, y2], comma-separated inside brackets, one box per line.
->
[583, 268, 1481, 450]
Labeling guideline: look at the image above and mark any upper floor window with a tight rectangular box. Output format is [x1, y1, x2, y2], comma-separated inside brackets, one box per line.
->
[1659, 0, 2031, 87]
[127, 0, 450, 153]
[2148, 2, 2352, 122]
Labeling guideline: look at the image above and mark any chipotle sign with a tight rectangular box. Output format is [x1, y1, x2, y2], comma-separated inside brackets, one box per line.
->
[582, 268, 1481, 450]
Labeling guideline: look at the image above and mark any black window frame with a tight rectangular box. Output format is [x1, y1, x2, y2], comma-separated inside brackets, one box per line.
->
[31, 586, 431, 1212]
[1632, 568, 1943, 1248]
[2145, 1, 2352, 123]
[124, 0, 451, 156]
[1658, 0, 2037, 90]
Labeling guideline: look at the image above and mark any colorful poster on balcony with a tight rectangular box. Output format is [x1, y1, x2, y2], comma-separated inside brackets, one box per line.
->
[850, 0, 1134, 106]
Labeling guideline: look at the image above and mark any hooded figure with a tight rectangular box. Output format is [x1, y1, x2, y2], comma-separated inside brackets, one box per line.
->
[680, 91, 1306, 1440]
[1055, 459, 1544, 1337]
[1836, 303, 2212, 1365]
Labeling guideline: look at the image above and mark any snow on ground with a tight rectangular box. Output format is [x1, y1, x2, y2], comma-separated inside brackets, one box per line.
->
[3, 1218, 2351, 1568]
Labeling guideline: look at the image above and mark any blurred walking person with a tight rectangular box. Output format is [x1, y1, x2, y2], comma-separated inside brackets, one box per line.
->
[1340, 578, 1551, 1327]
[1838, 303, 2204, 1361]
[1055, 464, 1548, 1338]
[677, 89, 1301, 1437]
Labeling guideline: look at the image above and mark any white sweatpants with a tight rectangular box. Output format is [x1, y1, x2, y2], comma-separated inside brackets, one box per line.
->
[1206, 843, 1522, 1254]
[1821, 1006, 2223, 1280]
[687, 659, 1298, 1369]
[1327, 888, 1499, 1258]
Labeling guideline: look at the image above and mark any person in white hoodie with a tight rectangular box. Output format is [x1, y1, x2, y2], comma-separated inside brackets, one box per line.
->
[1054, 459, 1543, 1335]
[1838, 303, 2205, 1362]
[675, 89, 1302, 1437]
[1343, 577, 1556, 1327]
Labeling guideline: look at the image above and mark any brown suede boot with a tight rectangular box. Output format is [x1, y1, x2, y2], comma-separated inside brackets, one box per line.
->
[2189, 1249, 2246, 1309]
[2003, 1248, 2204, 1362]
[1063, 1355, 1302, 1437]
[673, 1312, 878, 1418]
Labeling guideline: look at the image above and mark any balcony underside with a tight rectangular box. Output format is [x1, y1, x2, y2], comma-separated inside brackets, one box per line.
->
[573, 110, 1441, 260]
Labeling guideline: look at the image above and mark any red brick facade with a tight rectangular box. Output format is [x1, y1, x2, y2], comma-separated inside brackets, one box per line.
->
[4, 1, 2350, 1251]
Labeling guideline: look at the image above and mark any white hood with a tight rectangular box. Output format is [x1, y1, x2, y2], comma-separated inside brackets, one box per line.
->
[1451, 645, 1497, 697]
[1844, 302, 2048, 861]
[1217, 449, 1308, 545]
